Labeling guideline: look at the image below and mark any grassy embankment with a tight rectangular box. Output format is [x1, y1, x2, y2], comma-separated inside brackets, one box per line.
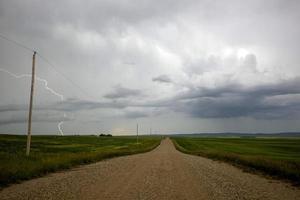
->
[0, 135, 161, 187]
[172, 137, 300, 184]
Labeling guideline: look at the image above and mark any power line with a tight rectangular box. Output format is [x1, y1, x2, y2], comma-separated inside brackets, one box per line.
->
[0, 33, 35, 52]
[37, 53, 95, 100]
[0, 32, 95, 100]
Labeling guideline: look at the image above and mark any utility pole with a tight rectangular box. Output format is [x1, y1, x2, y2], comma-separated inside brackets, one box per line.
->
[136, 123, 139, 144]
[26, 51, 36, 156]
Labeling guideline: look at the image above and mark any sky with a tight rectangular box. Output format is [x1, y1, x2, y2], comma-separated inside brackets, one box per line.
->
[0, 0, 300, 135]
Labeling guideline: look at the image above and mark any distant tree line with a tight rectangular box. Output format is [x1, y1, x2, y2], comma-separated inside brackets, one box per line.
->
[99, 133, 112, 137]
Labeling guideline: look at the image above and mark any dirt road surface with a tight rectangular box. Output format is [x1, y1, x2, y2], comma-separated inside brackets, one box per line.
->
[0, 138, 299, 200]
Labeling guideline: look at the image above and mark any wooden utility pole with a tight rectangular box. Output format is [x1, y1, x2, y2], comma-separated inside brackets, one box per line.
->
[136, 123, 139, 144]
[26, 51, 36, 156]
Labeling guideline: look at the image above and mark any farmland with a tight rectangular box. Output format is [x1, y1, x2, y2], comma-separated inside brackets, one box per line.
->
[0, 134, 161, 187]
[172, 137, 300, 183]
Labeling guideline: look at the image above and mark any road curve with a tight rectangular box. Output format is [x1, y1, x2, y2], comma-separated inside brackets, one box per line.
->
[0, 138, 299, 200]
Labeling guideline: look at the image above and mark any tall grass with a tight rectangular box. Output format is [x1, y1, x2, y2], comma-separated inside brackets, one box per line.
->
[0, 135, 161, 187]
[172, 137, 300, 184]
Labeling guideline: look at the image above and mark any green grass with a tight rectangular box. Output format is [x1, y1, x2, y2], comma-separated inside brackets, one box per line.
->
[0, 134, 161, 187]
[171, 137, 300, 184]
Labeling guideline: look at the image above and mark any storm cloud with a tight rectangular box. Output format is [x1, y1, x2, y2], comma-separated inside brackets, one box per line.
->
[0, 0, 300, 134]
[173, 81, 300, 119]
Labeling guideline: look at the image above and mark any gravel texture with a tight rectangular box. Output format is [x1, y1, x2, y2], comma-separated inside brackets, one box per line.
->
[0, 138, 299, 200]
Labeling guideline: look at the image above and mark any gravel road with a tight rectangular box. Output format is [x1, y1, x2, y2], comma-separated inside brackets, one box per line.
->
[0, 138, 299, 200]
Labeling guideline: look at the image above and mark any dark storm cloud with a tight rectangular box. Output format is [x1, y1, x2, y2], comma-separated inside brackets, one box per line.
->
[172, 77, 300, 119]
[176, 77, 300, 100]
[59, 77, 300, 119]
[152, 74, 172, 83]
[180, 97, 300, 119]
[1, 77, 300, 121]
[104, 85, 142, 99]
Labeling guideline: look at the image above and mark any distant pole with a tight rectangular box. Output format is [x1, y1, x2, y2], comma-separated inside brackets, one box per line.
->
[136, 123, 139, 144]
[26, 51, 36, 156]
[150, 128, 152, 135]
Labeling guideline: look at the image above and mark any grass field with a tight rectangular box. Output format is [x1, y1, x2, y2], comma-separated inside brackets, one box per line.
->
[172, 137, 300, 184]
[0, 134, 161, 187]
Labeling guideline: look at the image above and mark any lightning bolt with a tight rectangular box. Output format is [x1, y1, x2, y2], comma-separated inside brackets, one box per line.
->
[0, 68, 66, 135]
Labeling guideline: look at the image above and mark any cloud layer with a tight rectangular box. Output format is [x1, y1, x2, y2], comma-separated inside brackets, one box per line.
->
[0, 0, 300, 134]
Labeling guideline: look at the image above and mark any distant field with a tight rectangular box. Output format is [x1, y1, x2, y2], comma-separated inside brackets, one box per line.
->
[172, 137, 300, 184]
[0, 135, 161, 187]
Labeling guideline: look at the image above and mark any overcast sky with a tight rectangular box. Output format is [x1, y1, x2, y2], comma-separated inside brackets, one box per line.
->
[0, 0, 300, 135]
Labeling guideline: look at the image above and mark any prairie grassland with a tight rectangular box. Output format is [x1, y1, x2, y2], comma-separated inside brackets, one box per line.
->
[0, 134, 161, 187]
[172, 137, 300, 184]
